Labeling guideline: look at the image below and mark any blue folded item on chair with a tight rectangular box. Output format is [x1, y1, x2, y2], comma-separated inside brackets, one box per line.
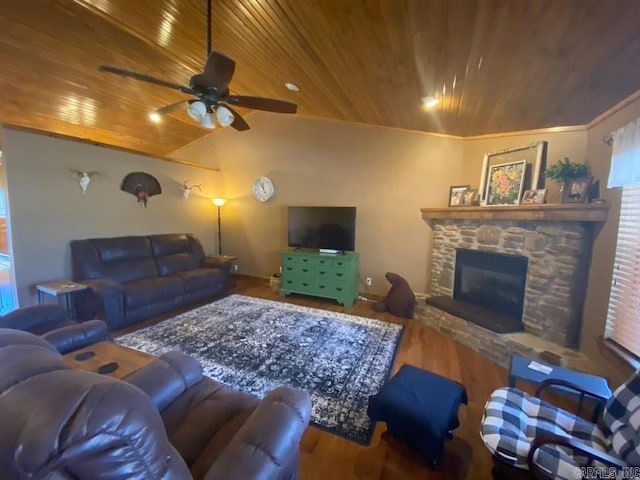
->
[368, 364, 468, 467]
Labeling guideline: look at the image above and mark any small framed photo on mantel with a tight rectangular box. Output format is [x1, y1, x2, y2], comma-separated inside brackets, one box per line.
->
[521, 189, 547, 205]
[449, 185, 470, 207]
[561, 176, 592, 203]
[461, 188, 478, 206]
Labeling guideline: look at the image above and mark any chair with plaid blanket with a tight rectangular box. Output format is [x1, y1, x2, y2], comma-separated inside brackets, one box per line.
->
[480, 369, 640, 479]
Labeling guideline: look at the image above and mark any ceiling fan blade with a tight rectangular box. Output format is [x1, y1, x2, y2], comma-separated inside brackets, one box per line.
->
[154, 100, 189, 115]
[203, 51, 236, 91]
[223, 105, 250, 131]
[226, 95, 297, 114]
[98, 65, 193, 93]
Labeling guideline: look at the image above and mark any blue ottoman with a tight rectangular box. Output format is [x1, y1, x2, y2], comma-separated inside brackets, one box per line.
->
[367, 364, 468, 468]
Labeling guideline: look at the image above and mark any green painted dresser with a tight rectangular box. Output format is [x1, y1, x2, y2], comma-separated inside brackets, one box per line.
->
[279, 249, 359, 307]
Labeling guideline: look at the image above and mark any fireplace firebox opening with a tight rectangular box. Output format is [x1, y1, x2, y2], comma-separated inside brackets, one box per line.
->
[454, 248, 528, 323]
[426, 248, 528, 333]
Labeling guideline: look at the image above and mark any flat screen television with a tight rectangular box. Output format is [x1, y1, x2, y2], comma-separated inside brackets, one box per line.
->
[288, 206, 356, 253]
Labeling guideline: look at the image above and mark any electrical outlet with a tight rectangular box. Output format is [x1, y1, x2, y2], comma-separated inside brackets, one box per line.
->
[279, 266, 282, 274]
[366, 277, 372, 287]
[233, 264, 239, 272]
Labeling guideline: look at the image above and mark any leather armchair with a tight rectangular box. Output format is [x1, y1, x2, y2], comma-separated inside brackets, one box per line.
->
[0, 304, 110, 354]
[0, 329, 312, 480]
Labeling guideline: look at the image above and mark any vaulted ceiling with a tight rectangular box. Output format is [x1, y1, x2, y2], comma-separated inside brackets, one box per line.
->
[1, 0, 639, 160]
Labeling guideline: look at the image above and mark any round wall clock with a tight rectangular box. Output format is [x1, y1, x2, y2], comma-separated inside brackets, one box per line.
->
[252, 176, 275, 202]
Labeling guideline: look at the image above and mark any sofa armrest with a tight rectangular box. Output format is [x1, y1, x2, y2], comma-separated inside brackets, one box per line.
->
[81, 278, 125, 296]
[0, 304, 67, 332]
[75, 279, 125, 330]
[124, 351, 203, 411]
[203, 255, 234, 274]
[41, 320, 111, 354]
[203, 386, 312, 480]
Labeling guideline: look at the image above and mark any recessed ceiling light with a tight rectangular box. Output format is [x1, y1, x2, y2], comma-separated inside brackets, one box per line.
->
[148, 111, 161, 123]
[285, 82, 300, 92]
[421, 96, 439, 109]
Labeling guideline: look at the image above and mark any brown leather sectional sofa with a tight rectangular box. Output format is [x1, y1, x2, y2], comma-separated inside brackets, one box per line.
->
[71, 233, 231, 330]
[0, 329, 312, 479]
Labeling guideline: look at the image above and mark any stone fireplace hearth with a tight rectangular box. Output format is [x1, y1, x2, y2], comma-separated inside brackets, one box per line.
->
[416, 204, 608, 370]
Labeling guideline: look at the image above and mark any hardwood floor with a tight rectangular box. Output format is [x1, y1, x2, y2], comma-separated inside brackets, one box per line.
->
[231, 276, 505, 480]
[114, 275, 509, 480]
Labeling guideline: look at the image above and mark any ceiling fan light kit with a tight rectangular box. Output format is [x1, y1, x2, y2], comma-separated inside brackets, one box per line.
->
[98, 1, 297, 132]
[200, 112, 216, 129]
[187, 100, 207, 122]
[216, 105, 234, 127]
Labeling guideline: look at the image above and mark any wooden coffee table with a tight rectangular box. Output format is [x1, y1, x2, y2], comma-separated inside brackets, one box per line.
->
[62, 342, 154, 380]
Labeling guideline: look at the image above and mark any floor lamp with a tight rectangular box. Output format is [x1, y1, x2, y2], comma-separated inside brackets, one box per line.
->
[212, 197, 227, 255]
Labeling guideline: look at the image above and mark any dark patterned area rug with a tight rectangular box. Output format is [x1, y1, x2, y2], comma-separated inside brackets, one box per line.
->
[117, 294, 403, 444]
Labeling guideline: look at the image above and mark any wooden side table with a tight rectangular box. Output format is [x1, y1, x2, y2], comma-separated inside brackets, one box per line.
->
[36, 280, 88, 319]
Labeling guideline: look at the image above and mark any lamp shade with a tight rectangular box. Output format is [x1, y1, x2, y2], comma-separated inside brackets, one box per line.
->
[200, 113, 216, 129]
[216, 105, 235, 127]
[187, 101, 207, 121]
[212, 197, 227, 207]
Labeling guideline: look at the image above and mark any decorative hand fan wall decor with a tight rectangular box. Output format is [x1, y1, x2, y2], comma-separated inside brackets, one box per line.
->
[98, 0, 297, 131]
[121, 172, 162, 207]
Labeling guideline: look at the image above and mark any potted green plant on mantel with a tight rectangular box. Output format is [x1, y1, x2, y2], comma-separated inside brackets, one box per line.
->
[544, 157, 591, 195]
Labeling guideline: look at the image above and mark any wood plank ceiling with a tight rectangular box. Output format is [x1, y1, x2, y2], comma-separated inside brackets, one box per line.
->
[0, 0, 639, 159]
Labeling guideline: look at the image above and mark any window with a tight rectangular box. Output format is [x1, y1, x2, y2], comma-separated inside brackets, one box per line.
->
[605, 187, 640, 358]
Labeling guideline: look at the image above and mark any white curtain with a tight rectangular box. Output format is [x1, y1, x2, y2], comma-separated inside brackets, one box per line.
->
[608, 118, 640, 188]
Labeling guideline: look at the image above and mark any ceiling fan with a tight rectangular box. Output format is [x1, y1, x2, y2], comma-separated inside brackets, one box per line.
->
[97, 0, 297, 131]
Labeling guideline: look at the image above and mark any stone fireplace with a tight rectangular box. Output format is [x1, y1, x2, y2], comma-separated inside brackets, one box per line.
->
[415, 204, 608, 369]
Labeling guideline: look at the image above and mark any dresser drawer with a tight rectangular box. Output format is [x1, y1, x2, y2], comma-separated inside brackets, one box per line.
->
[332, 258, 350, 270]
[282, 277, 314, 293]
[315, 281, 349, 296]
[283, 264, 314, 277]
[282, 254, 299, 264]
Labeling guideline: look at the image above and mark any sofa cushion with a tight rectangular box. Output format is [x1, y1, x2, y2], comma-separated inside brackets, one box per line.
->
[168, 269, 225, 293]
[150, 234, 203, 276]
[160, 378, 259, 469]
[92, 237, 158, 283]
[124, 277, 184, 310]
[149, 234, 191, 257]
[157, 253, 202, 277]
[94, 236, 151, 263]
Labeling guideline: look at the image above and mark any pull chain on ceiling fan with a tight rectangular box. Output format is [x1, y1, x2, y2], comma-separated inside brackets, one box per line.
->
[98, 0, 297, 131]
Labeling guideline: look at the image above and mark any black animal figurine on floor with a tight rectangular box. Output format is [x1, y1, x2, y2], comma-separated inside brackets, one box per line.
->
[372, 272, 415, 318]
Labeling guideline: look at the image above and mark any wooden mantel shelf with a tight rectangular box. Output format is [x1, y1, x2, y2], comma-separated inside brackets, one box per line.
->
[421, 202, 609, 223]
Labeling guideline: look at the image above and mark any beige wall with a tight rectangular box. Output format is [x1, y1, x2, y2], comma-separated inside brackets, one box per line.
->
[581, 97, 640, 385]
[461, 130, 589, 203]
[174, 113, 463, 295]
[5, 98, 639, 384]
[3, 128, 222, 305]
[457, 106, 640, 385]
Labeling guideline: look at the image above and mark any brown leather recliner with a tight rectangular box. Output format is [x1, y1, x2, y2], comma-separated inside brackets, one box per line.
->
[0, 303, 110, 354]
[0, 329, 312, 480]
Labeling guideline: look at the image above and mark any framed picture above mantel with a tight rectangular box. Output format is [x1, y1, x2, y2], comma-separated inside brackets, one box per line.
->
[485, 160, 526, 206]
[478, 141, 547, 204]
